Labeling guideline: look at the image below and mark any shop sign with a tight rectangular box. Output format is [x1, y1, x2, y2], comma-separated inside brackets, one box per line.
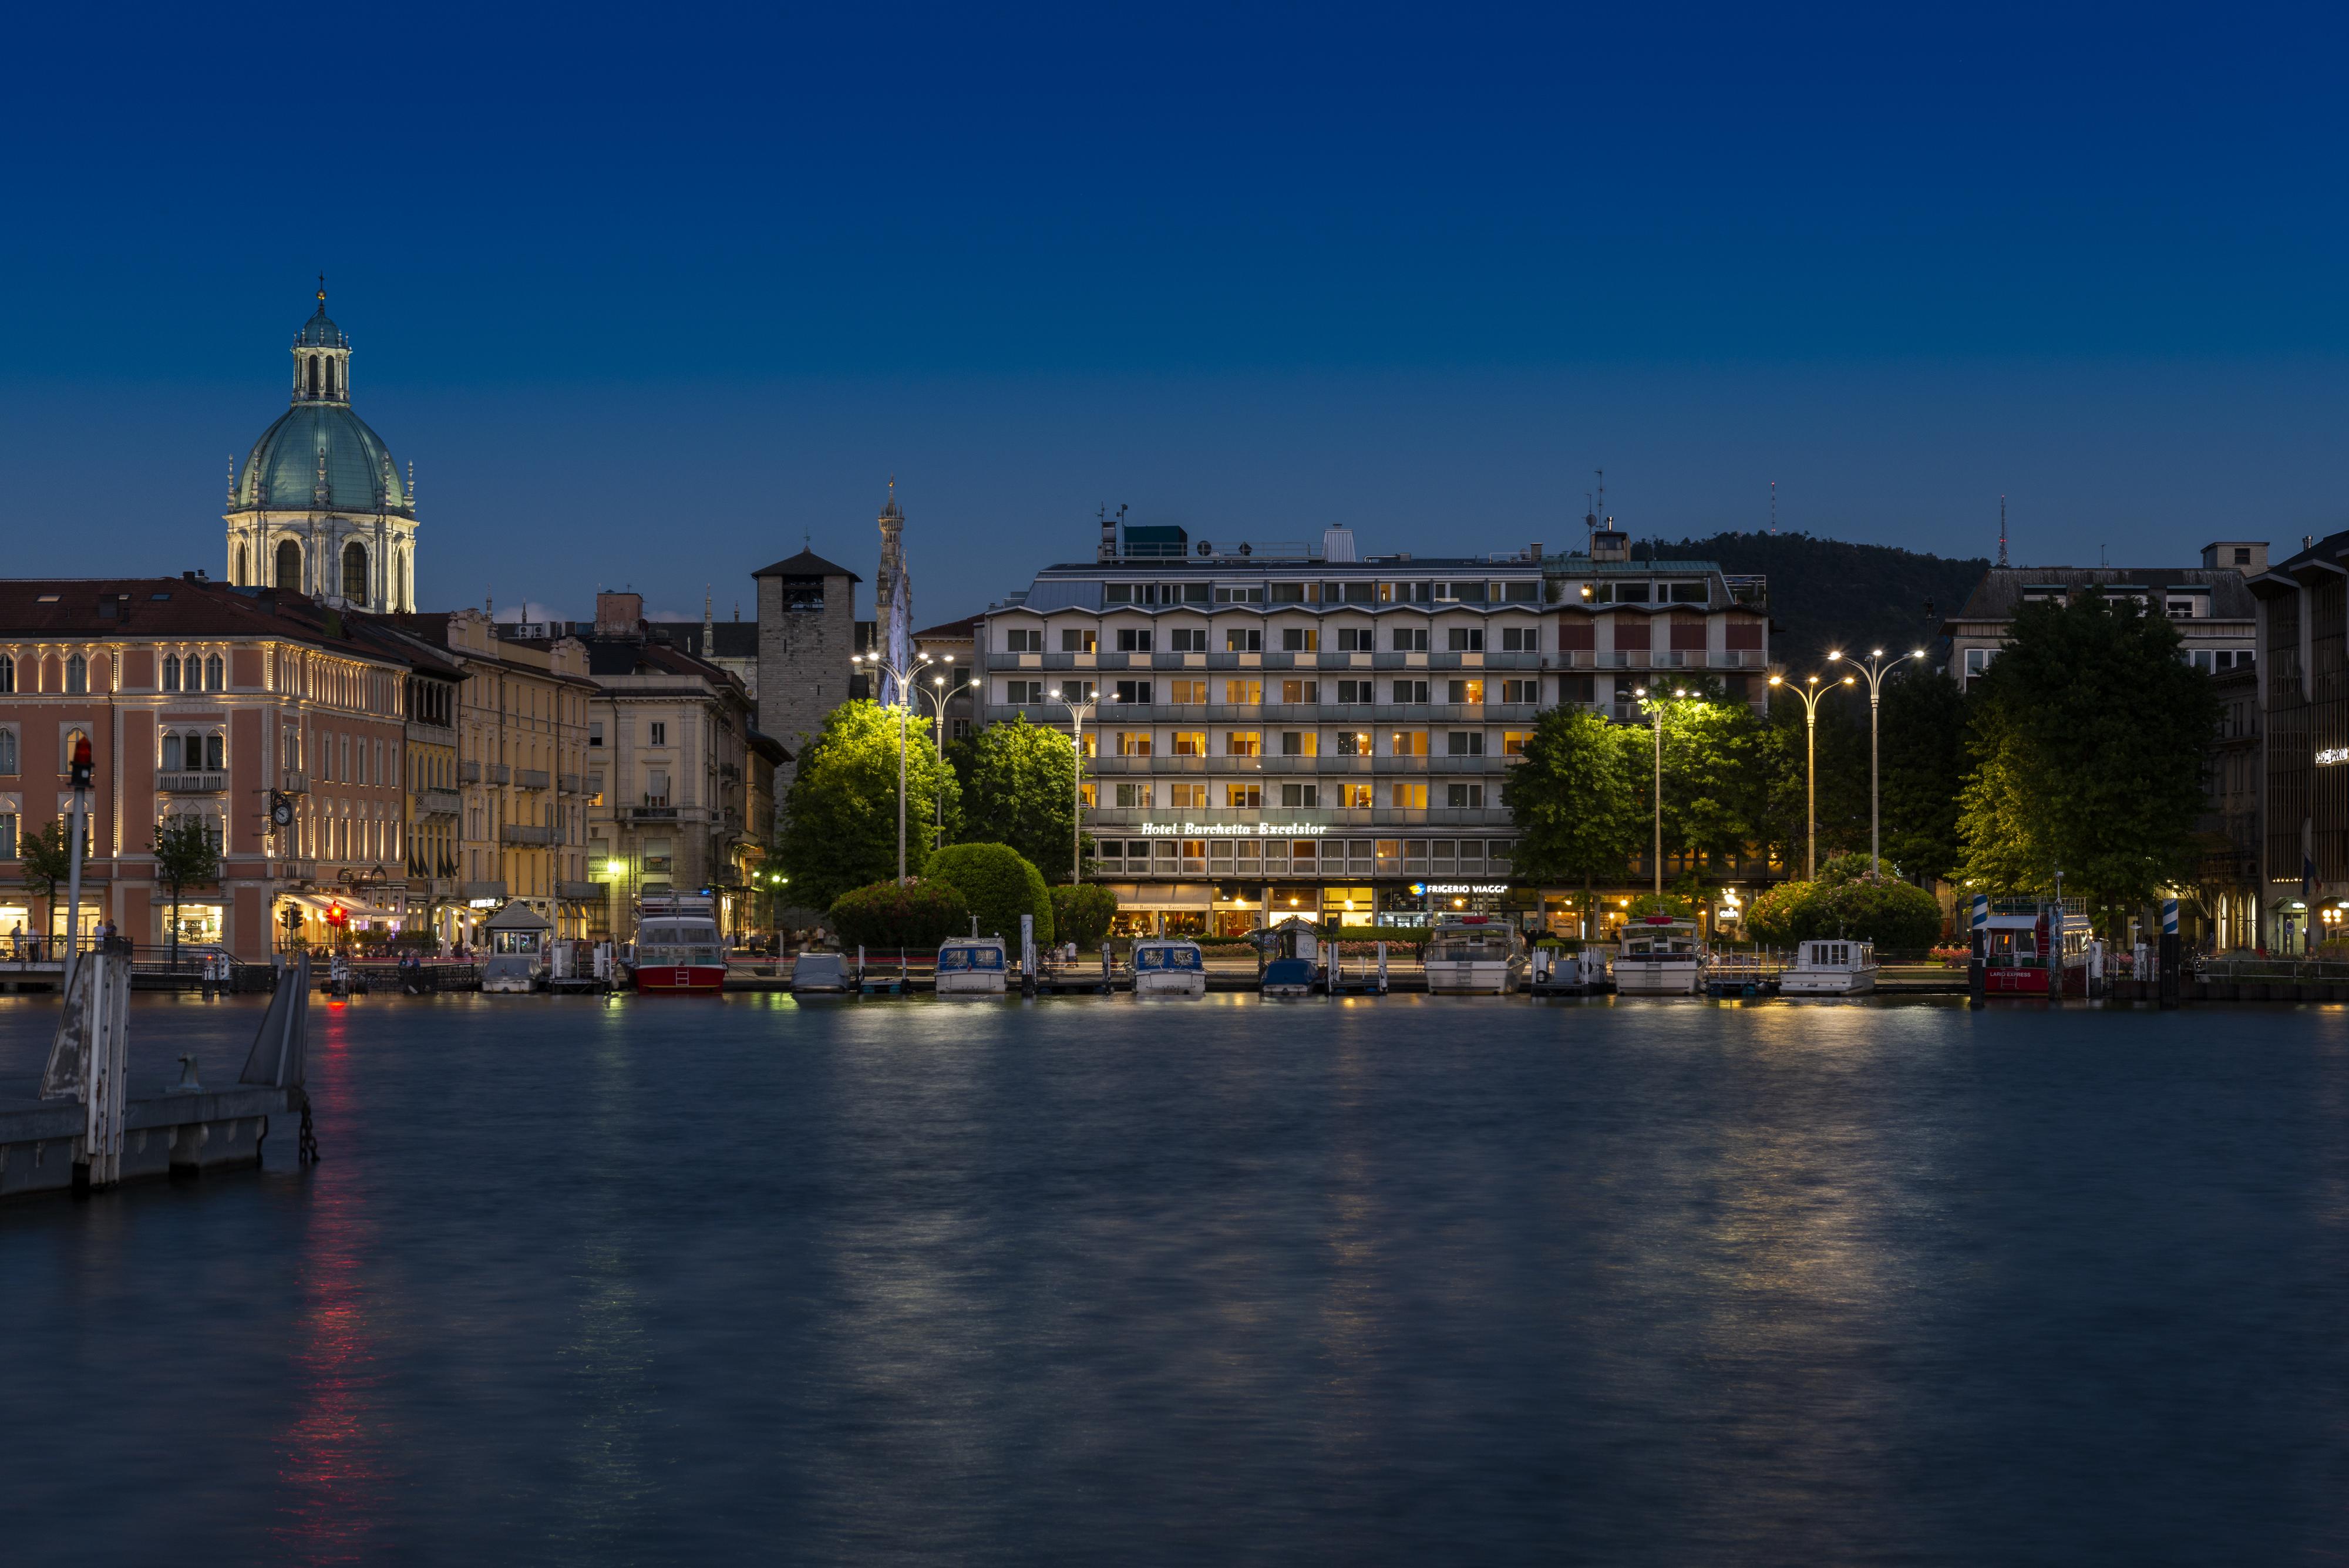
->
[1138, 822, 1326, 837]
[1412, 883, 1511, 895]
[467, 897, 500, 909]
[2318, 748, 2349, 766]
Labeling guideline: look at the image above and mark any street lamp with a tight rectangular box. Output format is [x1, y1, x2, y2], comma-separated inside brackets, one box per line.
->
[1632, 685, 1691, 899]
[1768, 671, 1855, 879]
[1049, 684, 1099, 882]
[1828, 647, 1926, 878]
[853, 647, 938, 882]
[910, 661, 970, 849]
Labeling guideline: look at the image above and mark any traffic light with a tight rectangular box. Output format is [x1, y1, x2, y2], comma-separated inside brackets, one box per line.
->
[68, 733, 92, 789]
[325, 901, 348, 929]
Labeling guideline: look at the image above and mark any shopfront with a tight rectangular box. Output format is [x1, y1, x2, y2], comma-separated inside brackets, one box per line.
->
[158, 897, 226, 948]
[1101, 881, 1210, 937]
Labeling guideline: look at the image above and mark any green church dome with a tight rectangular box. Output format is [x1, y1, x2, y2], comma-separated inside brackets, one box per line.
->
[234, 402, 411, 517]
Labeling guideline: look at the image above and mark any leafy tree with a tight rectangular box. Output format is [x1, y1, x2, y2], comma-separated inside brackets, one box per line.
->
[1505, 707, 1641, 935]
[152, 815, 222, 968]
[925, 842, 1054, 946]
[827, 879, 970, 951]
[1638, 684, 1769, 876]
[1876, 668, 1969, 883]
[19, 816, 87, 901]
[1954, 594, 2219, 933]
[950, 715, 1085, 881]
[1745, 853, 1947, 948]
[779, 701, 962, 909]
[1050, 883, 1119, 950]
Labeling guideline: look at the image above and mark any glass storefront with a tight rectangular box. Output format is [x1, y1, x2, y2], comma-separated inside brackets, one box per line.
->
[162, 901, 224, 947]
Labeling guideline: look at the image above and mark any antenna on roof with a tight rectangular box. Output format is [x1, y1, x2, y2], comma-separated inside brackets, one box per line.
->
[1769, 479, 1777, 536]
[1998, 496, 2008, 568]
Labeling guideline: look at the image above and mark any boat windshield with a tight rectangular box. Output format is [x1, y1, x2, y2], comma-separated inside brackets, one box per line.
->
[937, 944, 1006, 971]
[1135, 944, 1203, 971]
[1624, 937, 1695, 956]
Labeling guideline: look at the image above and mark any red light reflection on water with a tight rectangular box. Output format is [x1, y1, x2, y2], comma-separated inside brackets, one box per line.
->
[272, 997, 389, 1564]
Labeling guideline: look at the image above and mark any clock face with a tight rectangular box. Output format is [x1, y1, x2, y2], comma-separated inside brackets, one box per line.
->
[271, 799, 294, 826]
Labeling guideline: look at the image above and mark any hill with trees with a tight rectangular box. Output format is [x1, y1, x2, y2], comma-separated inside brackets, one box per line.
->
[1657, 531, 1990, 669]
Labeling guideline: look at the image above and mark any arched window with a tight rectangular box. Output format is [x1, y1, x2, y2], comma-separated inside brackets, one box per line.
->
[343, 541, 368, 602]
[324, 360, 336, 399]
[276, 539, 302, 592]
[0, 728, 17, 773]
[307, 357, 319, 398]
[235, 546, 248, 584]
[204, 654, 223, 692]
[64, 728, 88, 773]
[0, 654, 11, 694]
[161, 653, 180, 691]
[205, 732, 224, 770]
[161, 732, 183, 770]
[65, 654, 86, 694]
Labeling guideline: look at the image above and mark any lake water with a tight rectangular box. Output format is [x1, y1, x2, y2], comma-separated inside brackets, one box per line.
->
[4, 991, 2348, 1565]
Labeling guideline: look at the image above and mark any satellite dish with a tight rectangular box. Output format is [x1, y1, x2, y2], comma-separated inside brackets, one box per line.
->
[1197, 540, 1212, 556]
[1239, 542, 1253, 557]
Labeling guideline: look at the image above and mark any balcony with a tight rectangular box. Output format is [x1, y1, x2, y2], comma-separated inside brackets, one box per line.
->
[502, 824, 553, 845]
[276, 859, 317, 881]
[558, 772, 584, 794]
[459, 760, 482, 783]
[555, 880, 608, 902]
[278, 770, 309, 794]
[1147, 756, 1210, 775]
[157, 771, 227, 793]
[514, 768, 550, 790]
[462, 880, 508, 901]
[624, 801, 679, 821]
[491, 763, 511, 785]
[414, 787, 461, 816]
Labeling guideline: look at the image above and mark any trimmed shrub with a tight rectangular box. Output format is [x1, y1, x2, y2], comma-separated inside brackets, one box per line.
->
[926, 842, 1054, 947]
[1051, 883, 1119, 950]
[827, 879, 970, 951]
[1745, 858, 1944, 950]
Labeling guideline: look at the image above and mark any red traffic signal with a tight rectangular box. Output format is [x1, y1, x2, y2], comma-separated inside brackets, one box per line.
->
[325, 901, 348, 928]
[68, 733, 93, 789]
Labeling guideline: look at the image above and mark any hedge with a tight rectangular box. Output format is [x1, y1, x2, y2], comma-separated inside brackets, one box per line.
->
[827, 879, 971, 951]
[925, 842, 1054, 946]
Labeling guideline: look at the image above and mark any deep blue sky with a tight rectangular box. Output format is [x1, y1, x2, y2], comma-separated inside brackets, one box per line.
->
[4, 2, 2344, 624]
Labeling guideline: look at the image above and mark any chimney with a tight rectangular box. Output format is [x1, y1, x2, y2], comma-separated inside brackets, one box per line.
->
[595, 591, 645, 637]
[1321, 525, 1358, 563]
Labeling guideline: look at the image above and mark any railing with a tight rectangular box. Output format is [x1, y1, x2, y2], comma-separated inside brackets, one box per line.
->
[459, 761, 482, 783]
[624, 803, 679, 820]
[558, 772, 584, 794]
[555, 880, 608, 901]
[277, 860, 317, 881]
[462, 880, 508, 901]
[157, 771, 227, 792]
[279, 770, 309, 793]
[514, 768, 550, 789]
[490, 763, 511, 785]
[415, 787, 461, 816]
[502, 824, 553, 845]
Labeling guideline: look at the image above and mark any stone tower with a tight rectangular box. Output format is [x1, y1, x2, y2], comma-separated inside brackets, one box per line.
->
[752, 547, 861, 779]
[874, 481, 913, 703]
[224, 283, 419, 611]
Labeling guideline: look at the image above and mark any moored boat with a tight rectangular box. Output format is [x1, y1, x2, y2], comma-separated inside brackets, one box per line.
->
[632, 895, 726, 994]
[1132, 937, 1207, 997]
[1423, 916, 1527, 995]
[935, 935, 1008, 995]
[1779, 938, 1879, 996]
[480, 901, 552, 994]
[1260, 957, 1318, 998]
[1614, 916, 1707, 995]
[788, 951, 853, 995]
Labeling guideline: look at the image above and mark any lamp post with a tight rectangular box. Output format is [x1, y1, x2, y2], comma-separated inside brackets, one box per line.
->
[910, 661, 969, 849]
[1632, 685, 1690, 899]
[1050, 684, 1099, 882]
[1827, 647, 1925, 878]
[853, 648, 937, 882]
[1768, 672, 1855, 880]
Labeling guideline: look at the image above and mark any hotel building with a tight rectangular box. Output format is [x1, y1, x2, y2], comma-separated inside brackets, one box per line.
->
[977, 522, 1769, 935]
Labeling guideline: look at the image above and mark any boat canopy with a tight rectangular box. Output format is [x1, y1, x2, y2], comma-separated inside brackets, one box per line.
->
[938, 941, 1007, 971]
[1134, 942, 1203, 971]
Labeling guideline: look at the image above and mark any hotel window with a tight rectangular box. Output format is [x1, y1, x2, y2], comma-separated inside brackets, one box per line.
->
[1001, 628, 1037, 651]
[1169, 627, 1208, 652]
[0, 727, 15, 774]
[65, 654, 88, 694]
[589, 771, 605, 806]
[1502, 731, 1532, 757]
[1079, 780, 1096, 806]
[1448, 679, 1485, 705]
[1003, 679, 1041, 703]
[1172, 731, 1207, 756]
[1287, 840, 1317, 871]
[205, 654, 223, 691]
[1280, 679, 1319, 704]
[1335, 730, 1371, 756]
[1500, 626, 1540, 652]
[1116, 628, 1153, 653]
[1113, 680, 1153, 705]
[161, 654, 181, 691]
[1167, 678, 1207, 704]
[1389, 782, 1428, 809]
[1447, 731, 1486, 756]
[1389, 730, 1428, 757]
[1214, 586, 1266, 604]
[0, 812, 14, 860]
[1057, 628, 1093, 652]
[1062, 680, 1096, 704]
[647, 769, 671, 806]
[1116, 731, 1153, 756]
[1225, 628, 1263, 652]
[1226, 783, 1263, 808]
[1341, 783, 1374, 808]
[1964, 648, 1998, 677]
[649, 722, 667, 746]
[1281, 627, 1318, 652]
[589, 721, 604, 747]
[1391, 627, 1428, 652]
[1488, 840, 1514, 873]
[1223, 679, 1261, 704]
[163, 732, 184, 770]
[1280, 731, 1318, 757]
[1500, 678, 1539, 704]
[1335, 680, 1372, 704]
[1447, 627, 1485, 652]
[1170, 783, 1207, 809]
[1336, 627, 1375, 651]
[1392, 679, 1428, 704]
[0, 655, 11, 693]
[1224, 731, 1261, 758]
[1182, 840, 1207, 874]
[1375, 839, 1402, 874]
[1115, 782, 1153, 808]
[1446, 783, 1486, 808]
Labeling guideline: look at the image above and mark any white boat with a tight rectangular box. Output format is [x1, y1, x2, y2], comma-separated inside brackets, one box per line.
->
[1132, 937, 1207, 997]
[1532, 943, 1613, 994]
[934, 936, 1008, 995]
[789, 951, 854, 994]
[1779, 938, 1879, 996]
[1423, 916, 1526, 995]
[1614, 917, 1707, 995]
[480, 901, 550, 994]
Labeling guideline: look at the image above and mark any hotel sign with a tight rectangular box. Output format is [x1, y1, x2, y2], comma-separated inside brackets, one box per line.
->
[1412, 883, 1511, 895]
[1136, 822, 1327, 836]
[2319, 748, 2349, 766]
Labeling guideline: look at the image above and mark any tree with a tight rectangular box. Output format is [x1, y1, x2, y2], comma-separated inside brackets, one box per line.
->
[1643, 686, 1771, 875]
[827, 879, 970, 951]
[924, 842, 1054, 946]
[779, 701, 962, 909]
[950, 715, 1085, 881]
[19, 816, 76, 901]
[1954, 594, 2219, 933]
[1876, 668, 1969, 884]
[152, 815, 222, 968]
[1050, 883, 1119, 950]
[1505, 708, 1641, 937]
[1745, 852, 1947, 949]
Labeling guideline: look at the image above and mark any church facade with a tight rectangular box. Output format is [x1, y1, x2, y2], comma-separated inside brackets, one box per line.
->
[223, 288, 418, 613]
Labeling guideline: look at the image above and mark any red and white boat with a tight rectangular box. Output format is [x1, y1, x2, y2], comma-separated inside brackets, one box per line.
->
[631, 895, 726, 994]
[1979, 902, 2094, 995]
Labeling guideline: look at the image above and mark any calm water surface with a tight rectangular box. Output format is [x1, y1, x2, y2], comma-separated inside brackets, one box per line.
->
[4, 991, 2348, 1565]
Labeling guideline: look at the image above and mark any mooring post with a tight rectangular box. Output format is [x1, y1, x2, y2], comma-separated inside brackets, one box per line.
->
[1968, 894, 1987, 1010]
[2159, 897, 2181, 1009]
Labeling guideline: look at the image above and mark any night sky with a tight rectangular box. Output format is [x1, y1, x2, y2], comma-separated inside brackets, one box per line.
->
[4, 2, 2344, 624]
